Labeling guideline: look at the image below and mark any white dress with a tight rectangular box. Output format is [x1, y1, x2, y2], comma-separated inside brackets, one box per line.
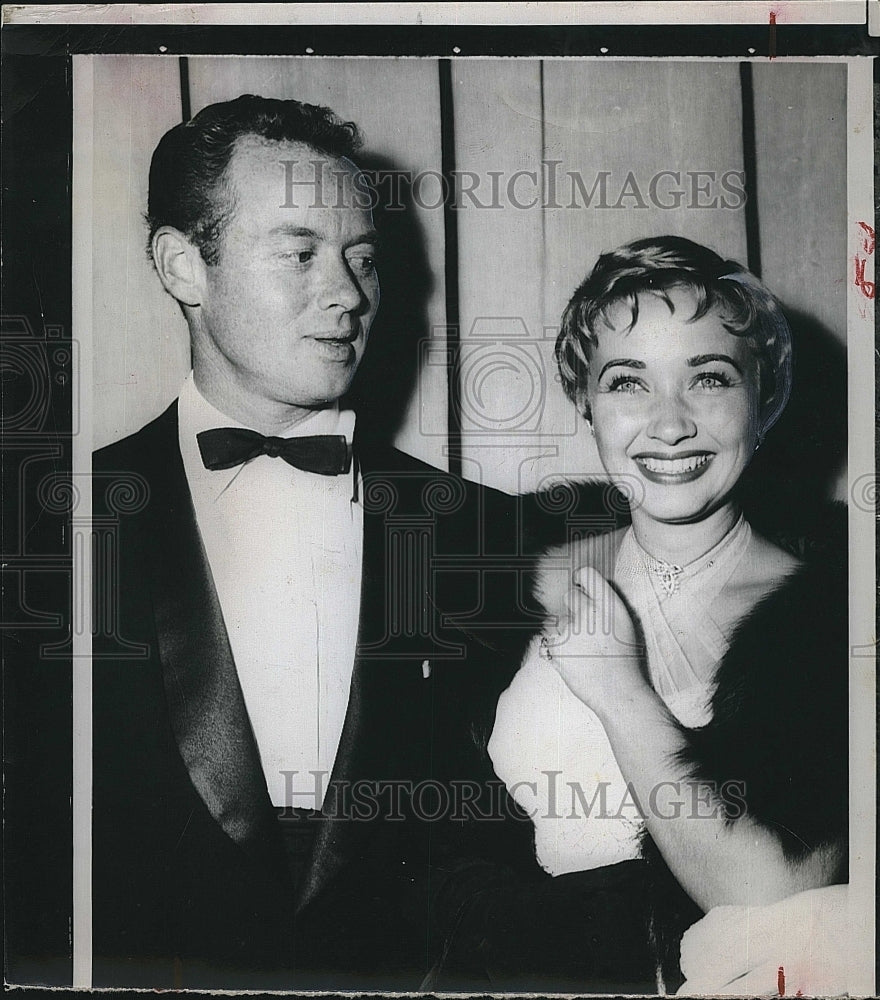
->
[488, 516, 753, 876]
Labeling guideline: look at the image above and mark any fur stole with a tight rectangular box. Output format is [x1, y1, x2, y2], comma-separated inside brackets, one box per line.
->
[641, 502, 849, 983]
[673, 543, 848, 861]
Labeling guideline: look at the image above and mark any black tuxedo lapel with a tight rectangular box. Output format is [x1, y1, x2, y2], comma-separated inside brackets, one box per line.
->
[134, 404, 284, 871]
[295, 438, 439, 913]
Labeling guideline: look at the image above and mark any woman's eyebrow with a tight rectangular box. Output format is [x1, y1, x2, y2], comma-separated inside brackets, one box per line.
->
[687, 353, 744, 374]
[597, 359, 646, 381]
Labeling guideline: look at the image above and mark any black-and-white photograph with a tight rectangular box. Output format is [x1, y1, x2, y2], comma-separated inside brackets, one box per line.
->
[2, 6, 876, 996]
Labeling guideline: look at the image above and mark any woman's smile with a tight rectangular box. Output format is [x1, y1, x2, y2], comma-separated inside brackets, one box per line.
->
[632, 451, 714, 483]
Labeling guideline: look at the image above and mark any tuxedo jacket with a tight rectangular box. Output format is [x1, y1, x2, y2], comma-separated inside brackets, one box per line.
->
[90, 400, 548, 990]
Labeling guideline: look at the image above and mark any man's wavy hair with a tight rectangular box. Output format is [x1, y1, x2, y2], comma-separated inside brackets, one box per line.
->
[146, 94, 363, 265]
[554, 236, 793, 437]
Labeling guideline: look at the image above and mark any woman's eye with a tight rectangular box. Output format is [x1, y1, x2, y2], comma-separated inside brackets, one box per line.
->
[606, 375, 643, 394]
[694, 371, 733, 390]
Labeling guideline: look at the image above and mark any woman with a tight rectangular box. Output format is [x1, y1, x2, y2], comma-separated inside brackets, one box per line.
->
[430, 237, 847, 992]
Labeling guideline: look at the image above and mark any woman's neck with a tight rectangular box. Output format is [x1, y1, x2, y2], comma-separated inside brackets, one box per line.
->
[630, 504, 743, 567]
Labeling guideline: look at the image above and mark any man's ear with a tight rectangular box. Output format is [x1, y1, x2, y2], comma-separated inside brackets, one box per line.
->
[151, 227, 206, 307]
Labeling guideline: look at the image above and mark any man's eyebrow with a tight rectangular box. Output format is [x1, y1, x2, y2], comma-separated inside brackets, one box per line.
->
[687, 353, 744, 374]
[268, 225, 321, 239]
[597, 358, 646, 381]
[265, 225, 380, 250]
[344, 230, 380, 251]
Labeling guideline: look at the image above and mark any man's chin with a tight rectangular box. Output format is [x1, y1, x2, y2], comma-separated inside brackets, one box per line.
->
[285, 379, 360, 411]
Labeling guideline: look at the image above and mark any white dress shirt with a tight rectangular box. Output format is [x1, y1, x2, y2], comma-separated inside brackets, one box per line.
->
[178, 373, 363, 808]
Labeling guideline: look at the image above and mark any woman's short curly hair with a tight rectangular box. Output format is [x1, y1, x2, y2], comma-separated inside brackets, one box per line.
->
[554, 236, 793, 436]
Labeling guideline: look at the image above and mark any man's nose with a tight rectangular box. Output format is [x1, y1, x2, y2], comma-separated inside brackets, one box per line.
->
[646, 392, 698, 445]
[317, 256, 364, 313]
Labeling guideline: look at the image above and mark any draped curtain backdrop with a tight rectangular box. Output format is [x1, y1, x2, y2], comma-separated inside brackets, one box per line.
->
[89, 56, 847, 500]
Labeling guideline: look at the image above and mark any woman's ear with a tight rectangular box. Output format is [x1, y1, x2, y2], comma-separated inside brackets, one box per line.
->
[151, 227, 206, 308]
[581, 405, 595, 435]
[578, 394, 594, 432]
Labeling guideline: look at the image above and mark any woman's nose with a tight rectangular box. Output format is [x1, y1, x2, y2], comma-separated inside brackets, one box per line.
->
[646, 393, 698, 445]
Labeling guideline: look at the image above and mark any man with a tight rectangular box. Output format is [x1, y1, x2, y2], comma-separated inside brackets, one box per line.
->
[91, 95, 535, 989]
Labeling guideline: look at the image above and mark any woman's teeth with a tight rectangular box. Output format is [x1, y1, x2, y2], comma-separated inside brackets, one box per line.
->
[637, 455, 711, 474]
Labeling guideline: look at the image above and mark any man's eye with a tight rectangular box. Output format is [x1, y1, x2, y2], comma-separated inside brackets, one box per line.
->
[348, 254, 377, 275]
[281, 249, 314, 264]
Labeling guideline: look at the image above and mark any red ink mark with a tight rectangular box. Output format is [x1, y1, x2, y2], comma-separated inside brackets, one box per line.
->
[855, 257, 876, 299]
[855, 223, 876, 299]
[769, 11, 777, 60]
[796, 992, 803, 998]
[778, 965, 785, 996]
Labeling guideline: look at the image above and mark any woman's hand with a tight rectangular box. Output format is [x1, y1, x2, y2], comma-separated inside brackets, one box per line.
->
[544, 566, 647, 715]
[677, 884, 849, 996]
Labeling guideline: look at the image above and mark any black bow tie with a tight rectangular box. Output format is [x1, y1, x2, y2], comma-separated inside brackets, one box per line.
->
[197, 427, 352, 475]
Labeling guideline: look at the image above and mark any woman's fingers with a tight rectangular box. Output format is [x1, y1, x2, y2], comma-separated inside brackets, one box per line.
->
[566, 565, 628, 640]
[678, 905, 755, 987]
[573, 564, 614, 601]
[562, 565, 607, 615]
[676, 962, 776, 997]
[715, 960, 792, 997]
[561, 590, 598, 650]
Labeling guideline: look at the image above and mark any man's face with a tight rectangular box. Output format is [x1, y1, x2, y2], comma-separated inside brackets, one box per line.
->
[193, 138, 379, 421]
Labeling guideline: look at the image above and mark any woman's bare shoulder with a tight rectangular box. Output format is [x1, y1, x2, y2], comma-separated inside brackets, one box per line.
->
[734, 529, 804, 609]
[750, 530, 803, 578]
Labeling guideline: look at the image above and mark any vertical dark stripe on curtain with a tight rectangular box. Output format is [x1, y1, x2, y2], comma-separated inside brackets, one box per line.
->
[438, 59, 462, 477]
[179, 56, 192, 123]
[738, 62, 761, 277]
[538, 60, 547, 327]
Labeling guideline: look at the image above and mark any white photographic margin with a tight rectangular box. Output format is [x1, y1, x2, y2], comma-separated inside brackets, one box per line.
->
[3, 2, 871, 27]
[845, 55, 875, 1000]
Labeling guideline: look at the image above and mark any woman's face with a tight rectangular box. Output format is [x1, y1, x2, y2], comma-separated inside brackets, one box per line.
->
[586, 287, 761, 526]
